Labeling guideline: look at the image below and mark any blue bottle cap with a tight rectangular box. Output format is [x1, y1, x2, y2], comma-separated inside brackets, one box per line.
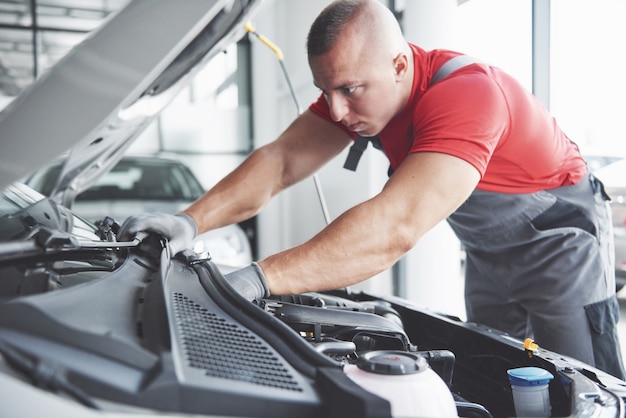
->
[507, 367, 554, 386]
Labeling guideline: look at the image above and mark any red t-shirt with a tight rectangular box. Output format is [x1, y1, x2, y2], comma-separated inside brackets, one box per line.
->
[309, 44, 587, 193]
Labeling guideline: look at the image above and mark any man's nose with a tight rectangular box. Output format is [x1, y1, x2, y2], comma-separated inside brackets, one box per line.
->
[328, 93, 349, 122]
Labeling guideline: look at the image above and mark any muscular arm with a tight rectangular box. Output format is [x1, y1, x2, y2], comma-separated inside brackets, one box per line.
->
[260, 151, 481, 295]
[182, 110, 351, 233]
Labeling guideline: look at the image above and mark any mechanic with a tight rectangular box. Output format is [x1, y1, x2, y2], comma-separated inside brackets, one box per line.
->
[119, 0, 626, 379]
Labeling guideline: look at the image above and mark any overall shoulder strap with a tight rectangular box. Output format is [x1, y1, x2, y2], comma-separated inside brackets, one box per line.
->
[343, 135, 383, 171]
[430, 55, 479, 86]
[343, 55, 479, 172]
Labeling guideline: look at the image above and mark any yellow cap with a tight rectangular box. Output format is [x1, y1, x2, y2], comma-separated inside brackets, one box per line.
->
[523, 338, 538, 351]
[523, 338, 539, 358]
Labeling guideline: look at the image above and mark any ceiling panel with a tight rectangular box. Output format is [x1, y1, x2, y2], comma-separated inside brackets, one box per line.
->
[0, 0, 129, 96]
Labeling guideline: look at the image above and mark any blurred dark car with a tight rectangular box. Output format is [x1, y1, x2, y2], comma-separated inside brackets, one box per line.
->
[0, 1, 624, 417]
[25, 155, 252, 268]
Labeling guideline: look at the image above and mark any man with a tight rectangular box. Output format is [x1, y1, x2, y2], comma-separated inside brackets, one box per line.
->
[120, 0, 625, 378]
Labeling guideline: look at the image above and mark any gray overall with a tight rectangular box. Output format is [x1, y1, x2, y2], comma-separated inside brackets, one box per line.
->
[447, 174, 626, 379]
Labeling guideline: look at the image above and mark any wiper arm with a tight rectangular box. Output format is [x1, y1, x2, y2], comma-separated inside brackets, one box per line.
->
[74, 237, 144, 249]
[0, 229, 146, 262]
[35, 228, 146, 250]
[0, 340, 100, 410]
[36, 228, 147, 250]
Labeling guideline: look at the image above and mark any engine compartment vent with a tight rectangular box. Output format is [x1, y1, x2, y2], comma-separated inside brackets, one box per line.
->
[172, 292, 303, 391]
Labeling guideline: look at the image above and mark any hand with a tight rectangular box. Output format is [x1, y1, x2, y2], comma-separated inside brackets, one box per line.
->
[224, 262, 270, 301]
[117, 213, 197, 255]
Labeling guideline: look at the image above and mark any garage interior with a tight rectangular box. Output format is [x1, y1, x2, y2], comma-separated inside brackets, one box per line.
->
[0, 0, 625, 354]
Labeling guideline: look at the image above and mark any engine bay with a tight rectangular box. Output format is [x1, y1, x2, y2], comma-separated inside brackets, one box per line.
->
[0, 229, 624, 417]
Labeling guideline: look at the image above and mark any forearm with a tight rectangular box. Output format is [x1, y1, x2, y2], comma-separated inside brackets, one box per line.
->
[259, 196, 416, 295]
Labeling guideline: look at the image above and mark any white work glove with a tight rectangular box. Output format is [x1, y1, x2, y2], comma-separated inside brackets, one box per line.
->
[224, 262, 270, 301]
[118, 213, 197, 255]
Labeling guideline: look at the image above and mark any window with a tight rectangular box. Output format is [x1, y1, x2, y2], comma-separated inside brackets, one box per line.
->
[550, 0, 626, 155]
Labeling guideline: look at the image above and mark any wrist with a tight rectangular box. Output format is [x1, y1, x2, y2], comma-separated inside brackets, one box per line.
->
[176, 213, 198, 238]
[251, 262, 271, 297]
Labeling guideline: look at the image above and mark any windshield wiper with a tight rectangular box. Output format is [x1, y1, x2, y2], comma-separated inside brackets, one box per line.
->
[0, 228, 146, 263]
[0, 340, 100, 410]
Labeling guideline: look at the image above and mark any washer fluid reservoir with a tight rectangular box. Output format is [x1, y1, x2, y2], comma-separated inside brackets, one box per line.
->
[344, 350, 458, 417]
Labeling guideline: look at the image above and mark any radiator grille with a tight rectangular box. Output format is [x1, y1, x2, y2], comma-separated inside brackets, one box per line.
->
[172, 292, 303, 391]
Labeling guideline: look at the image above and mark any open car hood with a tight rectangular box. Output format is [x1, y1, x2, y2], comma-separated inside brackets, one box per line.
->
[0, 0, 265, 207]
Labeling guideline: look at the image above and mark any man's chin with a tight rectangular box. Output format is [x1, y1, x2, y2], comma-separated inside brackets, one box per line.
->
[352, 127, 377, 137]
[358, 131, 379, 138]
[347, 122, 380, 137]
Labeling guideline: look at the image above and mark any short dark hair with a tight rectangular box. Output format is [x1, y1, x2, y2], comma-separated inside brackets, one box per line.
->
[306, 0, 365, 56]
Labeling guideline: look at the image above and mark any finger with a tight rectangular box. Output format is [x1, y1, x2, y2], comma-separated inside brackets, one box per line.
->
[118, 217, 149, 240]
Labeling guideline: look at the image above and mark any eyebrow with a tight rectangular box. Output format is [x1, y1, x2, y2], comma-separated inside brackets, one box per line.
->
[313, 80, 358, 93]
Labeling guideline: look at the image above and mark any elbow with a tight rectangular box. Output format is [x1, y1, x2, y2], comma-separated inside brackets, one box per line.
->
[253, 145, 291, 195]
[388, 223, 420, 258]
[246, 146, 287, 198]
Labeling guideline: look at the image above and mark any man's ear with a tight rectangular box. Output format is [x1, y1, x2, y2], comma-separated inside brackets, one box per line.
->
[393, 52, 409, 80]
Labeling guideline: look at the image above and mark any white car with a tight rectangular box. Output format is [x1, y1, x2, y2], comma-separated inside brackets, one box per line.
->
[25, 155, 252, 269]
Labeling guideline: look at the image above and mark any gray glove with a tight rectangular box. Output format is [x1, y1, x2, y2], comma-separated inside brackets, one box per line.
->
[224, 262, 270, 301]
[118, 213, 197, 255]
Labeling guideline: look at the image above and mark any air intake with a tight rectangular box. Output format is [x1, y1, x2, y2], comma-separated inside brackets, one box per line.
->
[172, 292, 303, 391]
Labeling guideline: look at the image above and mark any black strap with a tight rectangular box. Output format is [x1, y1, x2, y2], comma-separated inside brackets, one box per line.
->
[343, 135, 372, 171]
[343, 135, 384, 171]
[342, 55, 480, 172]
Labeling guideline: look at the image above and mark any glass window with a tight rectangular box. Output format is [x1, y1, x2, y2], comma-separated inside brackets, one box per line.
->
[550, 0, 626, 155]
[451, 0, 532, 91]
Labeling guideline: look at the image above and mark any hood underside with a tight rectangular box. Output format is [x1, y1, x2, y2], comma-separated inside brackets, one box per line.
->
[0, 0, 264, 207]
